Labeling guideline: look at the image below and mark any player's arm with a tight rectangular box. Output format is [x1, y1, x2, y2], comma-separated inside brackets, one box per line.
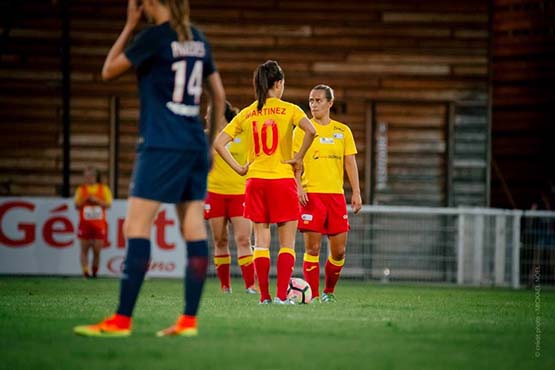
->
[204, 72, 226, 143]
[284, 118, 316, 172]
[294, 157, 308, 206]
[214, 132, 250, 176]
[345, 154, 362, 214]
[74, 187, 85, 208]
[101, 0, 142, 81]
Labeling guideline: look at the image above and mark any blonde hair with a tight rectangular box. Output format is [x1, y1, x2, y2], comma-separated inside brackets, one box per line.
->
[162, 0, 192, 42]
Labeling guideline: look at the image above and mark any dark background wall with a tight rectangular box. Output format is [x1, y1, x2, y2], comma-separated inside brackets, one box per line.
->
[0, 0, 552, 209]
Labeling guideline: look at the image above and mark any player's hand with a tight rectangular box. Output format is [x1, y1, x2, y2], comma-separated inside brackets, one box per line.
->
[298, 187, 308, 207]
[87, 195, 100, 205]
[351, 193, 362, 214]
[235, 160, 252, 176]
[282, 155, 303, 173]
[126, 0, 143, 30]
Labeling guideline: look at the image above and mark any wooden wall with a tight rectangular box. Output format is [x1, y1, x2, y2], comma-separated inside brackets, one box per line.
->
[491, 0, 555, 209]
[0, 0, 491, 207]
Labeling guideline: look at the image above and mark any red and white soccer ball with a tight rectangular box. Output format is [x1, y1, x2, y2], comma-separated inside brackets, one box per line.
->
[287, 277, 312, 304]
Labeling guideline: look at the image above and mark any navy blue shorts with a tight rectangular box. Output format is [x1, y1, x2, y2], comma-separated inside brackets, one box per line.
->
[130, 148, 209, 204]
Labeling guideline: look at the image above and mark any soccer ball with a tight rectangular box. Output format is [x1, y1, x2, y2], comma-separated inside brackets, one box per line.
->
[287, 277, 312, 304]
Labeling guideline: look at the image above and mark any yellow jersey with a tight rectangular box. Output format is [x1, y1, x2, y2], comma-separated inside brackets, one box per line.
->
[223, 97, 307, 180]
[74, 184, 113, 205]
[293, 119, 357, 194]
[207, 133, 248, 194]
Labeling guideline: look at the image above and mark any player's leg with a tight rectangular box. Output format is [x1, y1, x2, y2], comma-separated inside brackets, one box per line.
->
[91, 239, 103, 278]
[303, 231, 322, 301]
[210, 216, 232, 292]
[79, 238, 91, 278]
[275, 220, 298, 302]
[157, 200, 208, 337]
[253, 222, 272, 303]
[321, 194, 350, 303]
[158, 149, 210, 337]
[74, 196, 160, 337]
[230, 215, 256, 292]
[322, 232, 347, 303]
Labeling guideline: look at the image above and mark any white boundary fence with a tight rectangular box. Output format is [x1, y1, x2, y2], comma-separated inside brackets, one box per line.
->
[1, 197, 554, 288]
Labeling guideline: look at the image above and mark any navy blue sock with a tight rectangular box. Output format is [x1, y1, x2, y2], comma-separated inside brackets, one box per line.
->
[184, 240, 209, 316]
[116, 238, 151, 317]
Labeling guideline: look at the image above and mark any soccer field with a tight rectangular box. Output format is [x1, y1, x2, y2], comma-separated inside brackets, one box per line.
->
[0, 277, 552, 370]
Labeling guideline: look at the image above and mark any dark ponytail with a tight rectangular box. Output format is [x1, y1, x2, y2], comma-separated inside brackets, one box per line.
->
[253, 60, 284, 111]
[162, 0, 192, 42]
[224, 101, 239, 122]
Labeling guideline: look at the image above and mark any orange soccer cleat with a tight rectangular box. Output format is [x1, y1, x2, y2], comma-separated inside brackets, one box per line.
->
[156, 315, 198, 337]
[73, 314, 131, 337]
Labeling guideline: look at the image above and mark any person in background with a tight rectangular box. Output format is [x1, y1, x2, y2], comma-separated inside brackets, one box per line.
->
[74, 0, 225, 337]
[205, 101, 256, 294]
[214, 60, 316, 304]
[74, 166, 113, 279]
[294, 84, 362, 303]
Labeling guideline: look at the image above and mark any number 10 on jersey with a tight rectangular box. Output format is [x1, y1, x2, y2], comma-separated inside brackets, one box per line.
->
[252, 120, 278, 156]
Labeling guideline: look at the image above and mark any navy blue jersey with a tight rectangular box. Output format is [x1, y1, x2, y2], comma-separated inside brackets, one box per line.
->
[125, 22, 216, 151]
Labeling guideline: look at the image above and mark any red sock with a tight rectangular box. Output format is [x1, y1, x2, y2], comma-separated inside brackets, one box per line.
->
[277, 248, 296, 300]
[238, 255, 255, 288]
[214, 255, 231, 290]
[303, 253, 320, 298]
[324, 256, 344, 294]
[253, 249, 271, 301]
[92, 265, 99, 278]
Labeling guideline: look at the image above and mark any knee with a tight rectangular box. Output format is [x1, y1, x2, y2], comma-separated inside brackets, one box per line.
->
[235, 233, 251, 248]
[305, 243, 321, 256]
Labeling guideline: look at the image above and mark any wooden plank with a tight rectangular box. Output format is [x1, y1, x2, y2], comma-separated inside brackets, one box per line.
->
[313, 62, 450, 75]
[382, 12, 488, 24]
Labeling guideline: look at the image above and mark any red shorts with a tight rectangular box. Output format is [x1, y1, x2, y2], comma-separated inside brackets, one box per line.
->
[204, 192, 245, 220]
[298, 193, 349, 235]
[78, 221, 107, 240]
[244, 178, 299, 223]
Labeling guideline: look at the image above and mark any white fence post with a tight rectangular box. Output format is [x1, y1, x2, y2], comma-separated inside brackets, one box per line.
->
[457, 213, 465, 285]
[494, 215, 506, 286]
[473, 215, 484, 286]
[512, 213, 522, 289]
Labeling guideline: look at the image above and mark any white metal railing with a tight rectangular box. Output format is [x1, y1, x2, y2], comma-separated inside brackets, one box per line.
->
[220, 206, 555, 289]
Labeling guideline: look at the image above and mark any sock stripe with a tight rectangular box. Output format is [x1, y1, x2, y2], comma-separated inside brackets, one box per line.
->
[279, 247, 296, 259]
[328, 256, 345, 267]
[253, 248, 270, 259]
[214, 255, 231, 265]
[237, 255, 253, 266]
[303, 253, 319, 263]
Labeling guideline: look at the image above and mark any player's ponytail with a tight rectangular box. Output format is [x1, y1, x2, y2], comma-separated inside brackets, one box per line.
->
[163, 0, 192, 42]
[224, 101, 239, 123]
[254, 60, 284, 111]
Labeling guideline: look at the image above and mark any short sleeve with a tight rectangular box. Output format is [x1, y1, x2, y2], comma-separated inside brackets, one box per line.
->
[124, 27, 160, 68]
[344, 126, 358, 156]
[292, 104, 307, 127]
[74, 186, 84, 205]
[202, 38, 217, 79]
[223, 108, 246, 139]
[292, 126, 304, 153]
[103, 185, 113, 206]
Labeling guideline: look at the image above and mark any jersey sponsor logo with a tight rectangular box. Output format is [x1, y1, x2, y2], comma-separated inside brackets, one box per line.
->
[333, 133, 344, 139]
[319, 137, 335, 145]
[166, 102, 200, 117]
[233, 137, 242, 143]
[301, 213, 313, 221]
[333, 125, 345, 132]
[83, 206, 103, 220]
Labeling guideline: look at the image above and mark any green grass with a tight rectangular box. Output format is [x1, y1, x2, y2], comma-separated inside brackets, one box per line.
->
[0, 277, 553, 370]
